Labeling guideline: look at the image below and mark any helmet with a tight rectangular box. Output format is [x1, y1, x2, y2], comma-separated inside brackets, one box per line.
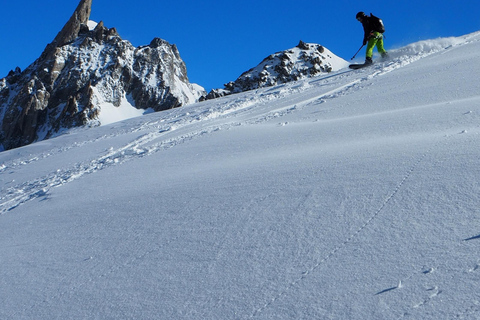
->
[356, 12, 366, 20]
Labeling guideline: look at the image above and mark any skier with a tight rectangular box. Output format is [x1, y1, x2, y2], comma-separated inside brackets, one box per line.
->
[355, 12, 388, 66]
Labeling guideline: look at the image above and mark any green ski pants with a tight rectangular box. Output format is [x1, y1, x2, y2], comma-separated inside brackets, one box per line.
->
[366, 32, 387, 58]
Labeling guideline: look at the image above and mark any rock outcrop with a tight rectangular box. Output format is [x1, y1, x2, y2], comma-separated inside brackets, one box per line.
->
[53, 0, 93, 47]
[0, 0, 204, 151]
[203, 40, 348, 100]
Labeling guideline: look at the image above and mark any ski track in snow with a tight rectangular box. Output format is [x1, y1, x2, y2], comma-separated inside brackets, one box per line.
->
[250, 127, 446, 318]
[249, 131, 480, 318]
[250, 128, 480, 319]
[0, 73, 360, 214]
[0, 35, 474, 217]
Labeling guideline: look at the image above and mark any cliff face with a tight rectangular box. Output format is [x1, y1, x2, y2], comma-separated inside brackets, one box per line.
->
[0, 0, 204, 151]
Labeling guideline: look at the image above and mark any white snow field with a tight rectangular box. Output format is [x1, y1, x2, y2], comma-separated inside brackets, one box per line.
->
[1, 32, 480, 319]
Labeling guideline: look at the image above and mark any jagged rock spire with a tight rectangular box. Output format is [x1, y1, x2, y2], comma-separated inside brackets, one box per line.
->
[53, 0, 92, 46]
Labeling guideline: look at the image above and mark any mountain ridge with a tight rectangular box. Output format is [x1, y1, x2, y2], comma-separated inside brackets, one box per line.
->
[204, 40, 348, 100]
[0, 0, 204, 151]
[0, 0, 351, 151]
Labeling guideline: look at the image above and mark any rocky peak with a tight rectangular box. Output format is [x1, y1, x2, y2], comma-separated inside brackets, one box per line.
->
[53, 0, 92, 47]
[203, 41, 348, 100]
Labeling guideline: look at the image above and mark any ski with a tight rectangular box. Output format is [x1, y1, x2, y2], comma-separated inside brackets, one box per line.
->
[349, 63, 372, 70]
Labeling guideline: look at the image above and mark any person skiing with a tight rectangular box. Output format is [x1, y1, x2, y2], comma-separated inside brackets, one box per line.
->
[356, 12, 388, 65]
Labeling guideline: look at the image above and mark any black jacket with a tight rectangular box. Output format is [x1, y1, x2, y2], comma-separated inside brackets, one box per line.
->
[360, 15, 377, 44]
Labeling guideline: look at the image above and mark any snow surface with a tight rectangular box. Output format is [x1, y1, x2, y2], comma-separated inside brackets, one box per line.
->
[92, 87, 153, 126]
[1, 32, 480, 319]
[87, 20, 98, 30]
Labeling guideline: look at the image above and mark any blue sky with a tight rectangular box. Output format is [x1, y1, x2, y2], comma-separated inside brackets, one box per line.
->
[1, 1, 479, 91]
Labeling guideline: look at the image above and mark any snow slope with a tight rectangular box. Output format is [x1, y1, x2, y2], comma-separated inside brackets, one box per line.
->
[1, 32, 480, 319]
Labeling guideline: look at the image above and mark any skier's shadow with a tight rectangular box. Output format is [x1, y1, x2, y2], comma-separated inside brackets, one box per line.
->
[464, 234, 480, 241]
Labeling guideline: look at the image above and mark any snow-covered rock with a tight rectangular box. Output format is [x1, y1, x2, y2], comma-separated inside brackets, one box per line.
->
[204, 40, 348, 100]
[0, 0, 205, 150]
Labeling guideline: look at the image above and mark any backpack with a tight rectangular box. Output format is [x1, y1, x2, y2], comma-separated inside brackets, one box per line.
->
[370, 13, 385, 33]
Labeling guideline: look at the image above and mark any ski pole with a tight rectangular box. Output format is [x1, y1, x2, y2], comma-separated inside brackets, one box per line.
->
[351, 45, 364, 60]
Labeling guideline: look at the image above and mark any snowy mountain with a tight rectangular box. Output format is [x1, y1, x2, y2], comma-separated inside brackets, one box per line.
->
[204, 41, 348, 99]
[0, 0, 353, 152]
[0, 0, 205, 151]
[1, 31, 480, 319]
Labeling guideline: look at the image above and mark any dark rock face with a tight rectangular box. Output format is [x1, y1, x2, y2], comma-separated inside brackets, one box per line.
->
[53, 0, 93, 47]
[203, 40, 347, 100]
[0, 0, 204, 151]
